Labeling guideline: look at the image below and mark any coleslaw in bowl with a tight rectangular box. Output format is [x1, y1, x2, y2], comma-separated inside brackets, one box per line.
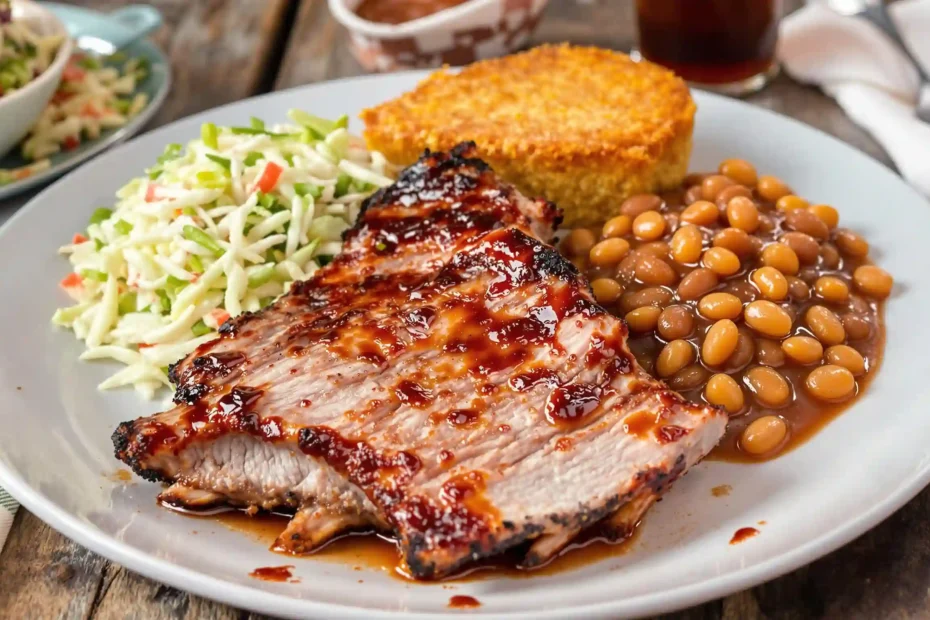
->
[0, 0, 64, 97]
[52, 110, 395, 399]
[0, 0, 72, 157]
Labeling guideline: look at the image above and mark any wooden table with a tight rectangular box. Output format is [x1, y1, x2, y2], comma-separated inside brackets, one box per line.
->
[0, 1, 919, 618]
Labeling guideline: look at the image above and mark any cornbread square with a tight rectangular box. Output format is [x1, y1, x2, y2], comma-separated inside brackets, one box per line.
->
[361, 44, 696, 228]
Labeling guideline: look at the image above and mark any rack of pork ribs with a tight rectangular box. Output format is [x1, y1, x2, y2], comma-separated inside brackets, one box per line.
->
[113, 142, 726, 579]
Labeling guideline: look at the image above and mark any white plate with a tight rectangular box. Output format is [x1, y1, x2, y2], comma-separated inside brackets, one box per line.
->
[0, 72, 928, 619]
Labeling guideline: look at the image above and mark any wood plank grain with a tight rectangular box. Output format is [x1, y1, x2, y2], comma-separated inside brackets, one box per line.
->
[274, 0, 345, 88]
[58, 0, 295, 122]
[88, 566, 255, 620]
[0, 510, 109, 618]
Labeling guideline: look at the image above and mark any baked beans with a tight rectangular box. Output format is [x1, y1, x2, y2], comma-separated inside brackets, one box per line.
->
[780, 232, 820, 264]
[853, 265, 894, 299]
[740, 415, 788, 455]
[703, 247, 741, 276]
[713, 228, 755, 258]
[568, 157, 888, 461]
[657, 305, 694, 341]
[589, 237, 631, 267]
[602, 214, 632, 239]
[781, 336, 823, 365]
[590, 278, 624, 305]
[621, 194, 663, 218]
[681, 200, 719, 226]
[761, 243, 799, 275]
[656, 339, 696, 378]
[561, 228, 595, 257]
[751, 267, 788, 301]
[701, 175, 733, 201]
[719, 158, 758, 187]
[756, 175, 791, 202]
[776, 194, 809, 213]
[809, 204, 839, 229]
[633, 211, 667, 241]
[726, 196, 760, 233]
[671, 225, 703, 264]
[706, 373, 744, 413]
[698, 292, 743, 321]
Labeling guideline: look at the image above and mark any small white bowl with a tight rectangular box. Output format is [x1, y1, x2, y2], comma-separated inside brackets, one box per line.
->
[0, 1, 73, 157]
[328, 0, 549, 72]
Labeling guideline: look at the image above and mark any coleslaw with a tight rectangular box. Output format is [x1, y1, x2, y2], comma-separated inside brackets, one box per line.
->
[53, 110, 395, 399]
[0, 1, 63, 97]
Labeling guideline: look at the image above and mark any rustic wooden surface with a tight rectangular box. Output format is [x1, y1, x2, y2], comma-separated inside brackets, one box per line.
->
[0, 1, 917, 618]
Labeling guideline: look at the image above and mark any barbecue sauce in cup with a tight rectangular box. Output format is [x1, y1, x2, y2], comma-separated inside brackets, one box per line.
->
[355, 0, 471, 24]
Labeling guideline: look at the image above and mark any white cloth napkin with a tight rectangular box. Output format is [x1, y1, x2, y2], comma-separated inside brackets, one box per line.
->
[0, 488, 16, 552]
[780, 0, 930, 196]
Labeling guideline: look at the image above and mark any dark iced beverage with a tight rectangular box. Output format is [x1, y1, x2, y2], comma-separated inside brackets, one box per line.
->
[636, 0, 781, 94]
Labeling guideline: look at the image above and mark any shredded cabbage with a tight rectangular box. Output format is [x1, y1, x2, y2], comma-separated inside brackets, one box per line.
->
[53, 110, 396, 399]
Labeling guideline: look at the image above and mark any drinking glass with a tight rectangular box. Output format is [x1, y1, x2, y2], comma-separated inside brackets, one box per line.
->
[634, 0, 783, 96]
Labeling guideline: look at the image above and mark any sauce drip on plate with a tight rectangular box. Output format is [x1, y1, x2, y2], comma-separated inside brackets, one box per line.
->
[249, 565, 294, 582]
[729, 527, 759, 545]
[448, 595, 481, 608]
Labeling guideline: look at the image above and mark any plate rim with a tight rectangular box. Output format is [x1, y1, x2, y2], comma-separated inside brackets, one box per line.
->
[0, 4, 172, 201]
[0, 71, 927, 619]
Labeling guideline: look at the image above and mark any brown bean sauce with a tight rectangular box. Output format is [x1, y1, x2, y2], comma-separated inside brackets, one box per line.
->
[563, 161, 890, 461]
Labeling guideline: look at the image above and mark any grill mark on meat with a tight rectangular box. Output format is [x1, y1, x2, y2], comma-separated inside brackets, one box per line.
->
[112, 144, 725, 579]
[354, 142, 491, 222]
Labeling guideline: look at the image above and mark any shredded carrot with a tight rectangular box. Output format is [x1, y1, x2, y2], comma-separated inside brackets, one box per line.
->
[210, 309, 230, 325]
[255, 162, 283, 193]
[72, 233, 88, 244]
[60, 272, 83, 288]
[81, 102, 101, 118]
[145, 184, 160, 202]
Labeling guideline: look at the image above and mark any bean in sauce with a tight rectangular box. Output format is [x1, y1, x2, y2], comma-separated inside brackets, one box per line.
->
[569, 159, 889, 460]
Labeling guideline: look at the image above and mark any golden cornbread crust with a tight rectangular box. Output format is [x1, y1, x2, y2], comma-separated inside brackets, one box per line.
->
[361, 44, 696, 227]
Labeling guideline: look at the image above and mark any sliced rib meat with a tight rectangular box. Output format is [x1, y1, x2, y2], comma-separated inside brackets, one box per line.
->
[113, 144, 725, 579]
